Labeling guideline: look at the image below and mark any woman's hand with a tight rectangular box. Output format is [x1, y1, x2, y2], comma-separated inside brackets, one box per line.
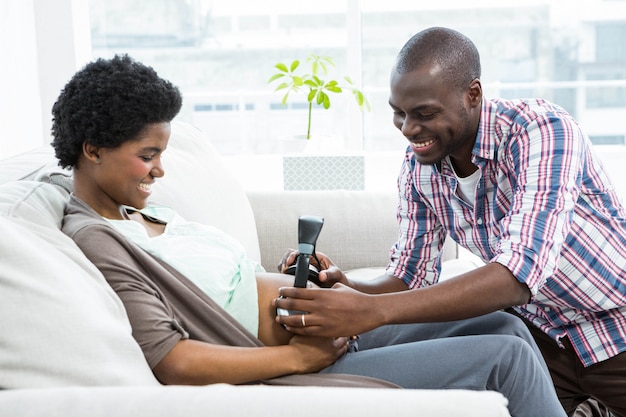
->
[277, 248, 299, 273]
[278, 249, 352, 288]
[288, 335, 350, 374]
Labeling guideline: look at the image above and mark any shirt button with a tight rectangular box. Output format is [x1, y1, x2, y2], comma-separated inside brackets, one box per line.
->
[476, 219, 483, 225]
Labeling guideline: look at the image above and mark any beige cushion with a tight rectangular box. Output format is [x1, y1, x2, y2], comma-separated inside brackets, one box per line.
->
[0, 181, 158, 388]
[0, 180, 67, 228]
[0, 146, 56, 184]
[249, 189, 461, 273]
[248, 190, 398, 272]
[150, 121, 261, 263]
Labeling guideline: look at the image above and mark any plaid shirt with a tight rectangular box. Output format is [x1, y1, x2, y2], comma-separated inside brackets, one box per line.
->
[388, 97, 626, 367]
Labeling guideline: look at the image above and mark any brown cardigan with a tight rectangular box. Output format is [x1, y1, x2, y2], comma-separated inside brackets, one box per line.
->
[62, 195, 397, 388]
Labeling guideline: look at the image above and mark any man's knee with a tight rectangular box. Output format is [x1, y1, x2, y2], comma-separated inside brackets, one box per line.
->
[478, 310, 534, 339]
[495, 336, 544, 374]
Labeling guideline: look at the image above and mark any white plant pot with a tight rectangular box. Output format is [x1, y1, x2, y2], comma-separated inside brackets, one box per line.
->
[278, 134, 347, 155]
[278, 135, 310, 154]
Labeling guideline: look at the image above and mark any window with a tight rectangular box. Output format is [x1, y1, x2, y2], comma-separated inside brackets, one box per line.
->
[78, 0, 626, 195]
[87, 0, 626, 156]
[89, 0, 361, 155]
[6, 0, 624, 195]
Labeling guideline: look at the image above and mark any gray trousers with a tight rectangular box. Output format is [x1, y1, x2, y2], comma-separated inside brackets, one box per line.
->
[321, 311, 567, 417]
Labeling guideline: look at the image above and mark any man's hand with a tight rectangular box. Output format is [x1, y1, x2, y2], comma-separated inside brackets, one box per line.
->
[273, 283, 383, 337]
[278, 249, 352, 288]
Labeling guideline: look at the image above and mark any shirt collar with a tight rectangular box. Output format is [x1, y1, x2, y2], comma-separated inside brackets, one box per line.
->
[473, 98, 498, 162]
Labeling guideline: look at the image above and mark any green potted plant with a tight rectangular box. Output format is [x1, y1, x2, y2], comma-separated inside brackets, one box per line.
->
[268, 54, 370, 191]
[268, 54, 370, 140]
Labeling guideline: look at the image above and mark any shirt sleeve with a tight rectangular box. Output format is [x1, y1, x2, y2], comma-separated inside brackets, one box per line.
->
[72, 224, 187, 369]
[387, 152, 447, 289]
[491, 111, 585, 296]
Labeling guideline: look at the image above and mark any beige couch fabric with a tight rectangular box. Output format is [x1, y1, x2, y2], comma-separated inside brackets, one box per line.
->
[0, 182, 158, 388]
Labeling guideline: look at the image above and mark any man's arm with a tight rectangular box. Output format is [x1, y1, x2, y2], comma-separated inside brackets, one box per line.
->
[350, 273, 410, 294]
[376, 262, 530, 323]
[275, 262, 530, 337]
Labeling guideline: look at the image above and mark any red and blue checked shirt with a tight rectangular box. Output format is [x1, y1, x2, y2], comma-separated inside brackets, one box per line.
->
[387, 97, 626, 367]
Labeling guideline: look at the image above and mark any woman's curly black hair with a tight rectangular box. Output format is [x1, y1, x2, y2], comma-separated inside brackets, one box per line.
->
[51, 54, 182, 169]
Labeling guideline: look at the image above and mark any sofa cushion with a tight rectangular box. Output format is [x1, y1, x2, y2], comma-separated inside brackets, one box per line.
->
[0, 181, 158, 388]
[0, 385, 512, 417]
[149, 121, 261, 263]
[0, 146, 56, 184]
[0, 180, 68, 227]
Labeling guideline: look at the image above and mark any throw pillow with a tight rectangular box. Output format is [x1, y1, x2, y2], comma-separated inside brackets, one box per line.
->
[0, 181, 158, 388]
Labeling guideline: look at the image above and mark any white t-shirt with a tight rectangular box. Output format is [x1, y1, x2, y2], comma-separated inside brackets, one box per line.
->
[448, 156, 481, 206]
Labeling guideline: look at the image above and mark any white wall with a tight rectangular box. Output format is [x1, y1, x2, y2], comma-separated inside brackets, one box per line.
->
[0, 0, 91, 160]
[0, 0, 41, 159]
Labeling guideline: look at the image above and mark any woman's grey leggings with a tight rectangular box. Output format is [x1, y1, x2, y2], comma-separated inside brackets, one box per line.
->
[321, 311, 567, 417]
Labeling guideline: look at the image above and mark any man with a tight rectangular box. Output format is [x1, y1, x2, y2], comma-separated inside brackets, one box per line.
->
[275, 27, 626, 416]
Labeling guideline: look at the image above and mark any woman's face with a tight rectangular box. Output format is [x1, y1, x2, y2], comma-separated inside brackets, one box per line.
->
[90, 122, 170, 218]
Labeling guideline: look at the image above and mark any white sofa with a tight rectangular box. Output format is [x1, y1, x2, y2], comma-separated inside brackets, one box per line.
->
[0, 121, 510, 417]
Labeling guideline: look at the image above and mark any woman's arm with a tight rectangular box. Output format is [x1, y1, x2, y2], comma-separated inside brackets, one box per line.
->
[153, 335, 349, 385]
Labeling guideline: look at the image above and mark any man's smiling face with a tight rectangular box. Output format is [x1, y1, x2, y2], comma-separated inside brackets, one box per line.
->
[389, 62, 479, 169]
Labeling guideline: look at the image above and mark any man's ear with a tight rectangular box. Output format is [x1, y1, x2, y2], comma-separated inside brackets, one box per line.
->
[468, 78, 482, 108]
[82, 142, 101, 164]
